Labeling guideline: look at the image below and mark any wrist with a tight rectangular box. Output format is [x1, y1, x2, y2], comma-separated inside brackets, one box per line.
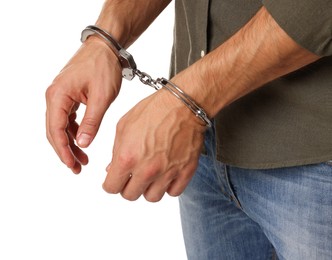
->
[157, 78, 212, 127]
[83, 36, 121, 67]
[81, 25, 137, 80]
[156, 89, 208, 130]
[95, 19, 130, 48]
[170, 64, 216, 119]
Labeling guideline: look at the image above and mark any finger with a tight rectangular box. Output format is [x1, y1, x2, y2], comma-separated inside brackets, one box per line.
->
[68, 156, 84, 174]
[119, 161, 163, 201]
[68, 136, 89, 166]
[67, 103, 80, 139]
[76, 94, 110, 148]
[67, 115, 79, 140]
[120, 174, 153, 201]
[103, 158, 135, 195]
[69, 158, 83, 174]
[46, 91, 76, 168]
[64, 111, 89, 169]
[166, 159, 199, 197]
[143, 176, 173, 202]
[64, 134, 87, 174]
[167, 173, 193, 197]
[70, 102, 80, 114]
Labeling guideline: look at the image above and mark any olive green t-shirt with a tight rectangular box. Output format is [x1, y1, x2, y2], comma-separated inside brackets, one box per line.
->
[171, 0, 332, 169]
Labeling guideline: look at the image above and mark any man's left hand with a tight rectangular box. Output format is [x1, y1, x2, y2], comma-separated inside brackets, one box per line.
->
[103, 89, 206, 202]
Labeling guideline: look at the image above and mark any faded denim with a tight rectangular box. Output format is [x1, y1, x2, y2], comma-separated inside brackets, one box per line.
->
[180, 125, 332, 260]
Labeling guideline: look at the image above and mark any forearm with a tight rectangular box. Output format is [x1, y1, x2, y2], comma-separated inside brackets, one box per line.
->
[95, 0, 171, 48]
[173, 6, 320, 118]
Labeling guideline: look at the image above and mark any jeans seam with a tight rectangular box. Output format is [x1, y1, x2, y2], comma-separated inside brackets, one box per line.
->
[270, 246, 278, 260]
[210, 160, 229, 199]
[224, 165, 243, 210]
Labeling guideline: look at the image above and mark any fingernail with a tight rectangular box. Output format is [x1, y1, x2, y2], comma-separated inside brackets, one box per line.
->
[77, 133, 91, 147]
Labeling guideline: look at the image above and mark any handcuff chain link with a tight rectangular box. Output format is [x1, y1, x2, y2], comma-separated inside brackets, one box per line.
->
[134, 69, 162, 91]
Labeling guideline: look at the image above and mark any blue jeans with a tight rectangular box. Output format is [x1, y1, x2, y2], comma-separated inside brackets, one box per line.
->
[179, 125, 332, 260]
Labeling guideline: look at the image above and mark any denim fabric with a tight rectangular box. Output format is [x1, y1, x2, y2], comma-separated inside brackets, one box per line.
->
[179, 125, 332, 260]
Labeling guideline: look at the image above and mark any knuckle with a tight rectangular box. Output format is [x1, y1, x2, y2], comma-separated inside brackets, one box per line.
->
[48, 129, 62, 146]
[117, 152, 136, 171]
[48, 125, 57, 136]
[45, 82, 69, 106]
[82, 117, 99, 129]
[115, 119, 126, 134]
[45, 84, 57, 100]
[141, 166, 159, 182]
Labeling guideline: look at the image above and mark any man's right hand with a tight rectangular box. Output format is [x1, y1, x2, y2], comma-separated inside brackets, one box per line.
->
[46, 37, 122, 174]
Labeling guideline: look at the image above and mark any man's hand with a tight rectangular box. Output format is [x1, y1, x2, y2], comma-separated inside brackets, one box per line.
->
[103, 89, 206, 202]
[46, 38, 122, 173]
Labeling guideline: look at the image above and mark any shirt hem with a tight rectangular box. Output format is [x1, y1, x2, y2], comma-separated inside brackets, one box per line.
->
[219, 154, 332, 170]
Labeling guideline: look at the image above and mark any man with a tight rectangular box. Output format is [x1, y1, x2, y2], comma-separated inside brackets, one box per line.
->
[46, 0, 332, 259]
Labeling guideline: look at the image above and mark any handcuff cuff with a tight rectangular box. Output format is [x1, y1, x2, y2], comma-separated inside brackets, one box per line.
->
[81, 25, 212, 128]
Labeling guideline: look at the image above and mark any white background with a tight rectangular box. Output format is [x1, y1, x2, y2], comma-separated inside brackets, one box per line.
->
[0, 1, 187, 259]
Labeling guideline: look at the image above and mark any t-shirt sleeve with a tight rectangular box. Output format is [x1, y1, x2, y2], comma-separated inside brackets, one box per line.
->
[262, 0, 332, 56]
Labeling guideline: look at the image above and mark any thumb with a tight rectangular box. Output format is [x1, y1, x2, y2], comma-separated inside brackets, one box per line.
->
[76, 96, 109, 148]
